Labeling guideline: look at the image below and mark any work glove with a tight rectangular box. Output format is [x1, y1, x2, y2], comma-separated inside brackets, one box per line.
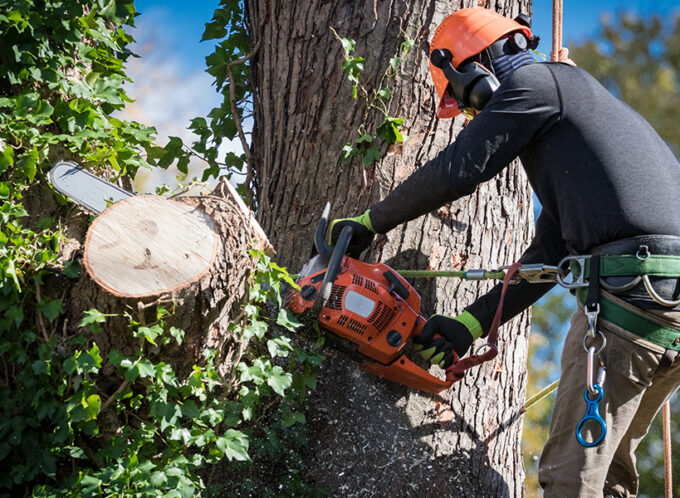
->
[329, 209, 376, 258]
[414, 312, 483, 368]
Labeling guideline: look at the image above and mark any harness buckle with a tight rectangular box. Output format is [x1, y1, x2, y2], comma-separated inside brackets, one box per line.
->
[557, 255, 592, 289]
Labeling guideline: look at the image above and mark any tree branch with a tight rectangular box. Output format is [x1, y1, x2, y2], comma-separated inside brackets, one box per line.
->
[226, 17, 266, 207]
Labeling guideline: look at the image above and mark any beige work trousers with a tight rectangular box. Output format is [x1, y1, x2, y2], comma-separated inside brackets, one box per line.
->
[538, 292, 680, 498]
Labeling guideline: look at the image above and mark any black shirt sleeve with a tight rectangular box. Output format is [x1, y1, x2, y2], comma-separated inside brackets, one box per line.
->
[367, 64, 566, 331]
[464, 210, 569, 334]
[369, 64, 561, 234]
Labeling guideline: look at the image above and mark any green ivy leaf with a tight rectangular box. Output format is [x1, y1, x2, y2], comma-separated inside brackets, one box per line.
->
[62, 260, 81, 279]
[342, 143, 359, 161]
[389, 56, 402, 72]
[376, 116, 405, 144]
[136, 324, 164, 346]
[362, 147, 381, 166]
[79, 309, 107, 328]
[266, 366, 292, 396]
[276, 308, 302, 332]
[339, 37, 355, 55]
[0, 147, 14, 174]
[84, 394, 101, 421]
[37, 297, 63, 323]
[150, 471, 168, 488]
[356, 133, 373, 144]
[138, 359, 155, 378]
[342, 56, 364, 84]
[216, 429, 250, 461]
[169, 326, 185, 345]
[282, 410, 305, 428]
[17, 146, 38, 182]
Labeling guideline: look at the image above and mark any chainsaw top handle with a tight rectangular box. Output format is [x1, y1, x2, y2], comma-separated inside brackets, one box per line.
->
[313, 224, 353, 314]
[314, 202, 334, 263]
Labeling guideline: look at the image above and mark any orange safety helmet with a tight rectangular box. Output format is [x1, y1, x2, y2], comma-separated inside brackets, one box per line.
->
[429, 8, 533, 119]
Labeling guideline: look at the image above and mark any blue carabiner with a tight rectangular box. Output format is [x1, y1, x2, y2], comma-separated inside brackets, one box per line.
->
[575, 384, 607, 447]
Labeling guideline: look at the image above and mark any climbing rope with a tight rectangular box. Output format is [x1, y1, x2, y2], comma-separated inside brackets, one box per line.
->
[552, 0, 563, 62]
[552, 0, 574, 64]
[523, 379, 560, 412]
[664, 399, 673, 498]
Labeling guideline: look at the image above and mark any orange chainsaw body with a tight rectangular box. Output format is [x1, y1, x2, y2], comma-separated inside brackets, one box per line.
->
[287, 255, 452, 394]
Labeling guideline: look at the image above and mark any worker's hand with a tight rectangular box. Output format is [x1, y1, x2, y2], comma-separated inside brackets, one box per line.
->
[329, 209, 376, 258]
[414, 312, 482, 368]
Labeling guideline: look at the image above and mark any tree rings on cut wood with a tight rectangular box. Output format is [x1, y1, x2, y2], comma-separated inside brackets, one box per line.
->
[83, 194, 218, 298]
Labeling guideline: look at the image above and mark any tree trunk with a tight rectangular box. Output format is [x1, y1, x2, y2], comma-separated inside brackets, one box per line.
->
[247, 1, 533, 496]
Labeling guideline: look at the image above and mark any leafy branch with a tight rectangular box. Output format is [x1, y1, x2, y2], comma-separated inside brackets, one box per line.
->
[331, 27, 414, 168]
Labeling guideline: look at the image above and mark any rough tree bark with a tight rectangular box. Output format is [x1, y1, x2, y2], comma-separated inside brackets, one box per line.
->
[247, 1, 534, 496]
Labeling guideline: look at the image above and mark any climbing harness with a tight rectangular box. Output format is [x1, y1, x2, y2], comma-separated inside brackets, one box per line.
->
[397, 240, 680, 453]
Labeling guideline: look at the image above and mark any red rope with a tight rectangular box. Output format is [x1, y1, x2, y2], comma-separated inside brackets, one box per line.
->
[445, 262, 521, 383]
[664, 400, 673, 498]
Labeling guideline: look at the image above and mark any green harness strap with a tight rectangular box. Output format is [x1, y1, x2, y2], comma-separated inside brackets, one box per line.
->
[582, 254, 680, 278]
[576, 289, 680, 350]
[571, 254, 680, 350]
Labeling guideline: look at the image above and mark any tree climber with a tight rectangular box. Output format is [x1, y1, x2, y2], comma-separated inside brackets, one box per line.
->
[330, 8, 680, 497]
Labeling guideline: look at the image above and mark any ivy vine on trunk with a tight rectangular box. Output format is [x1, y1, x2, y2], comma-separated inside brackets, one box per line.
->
[0, 1, 323, 496]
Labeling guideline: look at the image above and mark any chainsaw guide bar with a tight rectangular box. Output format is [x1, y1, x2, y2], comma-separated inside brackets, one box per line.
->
[48, 161, 133, 214]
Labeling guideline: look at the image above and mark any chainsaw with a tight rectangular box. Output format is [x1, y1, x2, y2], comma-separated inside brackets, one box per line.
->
[285, 204, 454, 394]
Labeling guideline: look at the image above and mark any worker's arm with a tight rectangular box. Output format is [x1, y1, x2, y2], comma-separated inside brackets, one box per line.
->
[368, 64, 561, 234]
[465, 210, 569, 334]
[416, 211, 567, 363]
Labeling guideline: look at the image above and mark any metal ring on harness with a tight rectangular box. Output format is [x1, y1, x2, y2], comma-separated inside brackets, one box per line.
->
[642, 275, 680, 307]
[583, 329, 606, 355]
[599, 275, 642, 293]
[557, 255, 590, 289]
[636, 245, 650, 260]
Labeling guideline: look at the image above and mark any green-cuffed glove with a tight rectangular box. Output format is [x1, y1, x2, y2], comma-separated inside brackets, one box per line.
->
[414, 312, 484, 368]
[329, 209, 376, 258]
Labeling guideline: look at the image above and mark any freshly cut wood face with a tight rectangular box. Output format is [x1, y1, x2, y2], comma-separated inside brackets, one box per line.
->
[83, 195, 218, 297]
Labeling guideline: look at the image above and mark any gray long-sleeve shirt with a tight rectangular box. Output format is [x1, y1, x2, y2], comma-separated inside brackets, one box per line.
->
[370, 62, 680, 333]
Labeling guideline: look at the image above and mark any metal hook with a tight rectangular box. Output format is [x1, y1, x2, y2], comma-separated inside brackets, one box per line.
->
[584, 303, 600, 339]
[585, 346, 596, 395]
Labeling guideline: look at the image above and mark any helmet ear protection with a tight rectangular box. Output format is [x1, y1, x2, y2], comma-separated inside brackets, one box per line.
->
[430, 48, 500, 112]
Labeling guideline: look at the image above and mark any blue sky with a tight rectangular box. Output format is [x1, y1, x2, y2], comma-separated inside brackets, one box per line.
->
[123, 1, 679, 192]
[131, 0, 680, 75]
